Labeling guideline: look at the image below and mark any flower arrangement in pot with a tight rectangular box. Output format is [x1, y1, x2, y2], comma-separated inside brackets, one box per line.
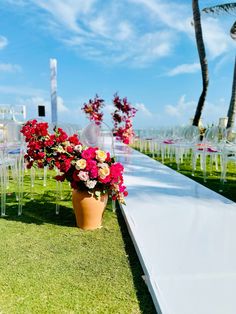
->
[20, 120, 128, 230]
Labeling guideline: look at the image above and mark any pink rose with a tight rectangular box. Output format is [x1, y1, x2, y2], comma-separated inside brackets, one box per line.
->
[90, 167, 98, 178]
[81, 147, 96, 160]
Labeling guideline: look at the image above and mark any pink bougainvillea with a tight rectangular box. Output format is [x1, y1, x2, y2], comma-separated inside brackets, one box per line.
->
[81, 95, 104, 125]
[111, 94, 137, 144]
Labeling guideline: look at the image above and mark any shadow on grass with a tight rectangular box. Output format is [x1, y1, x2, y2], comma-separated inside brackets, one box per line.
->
[116, 204, 157, 314]
[2, 191, 76, 227]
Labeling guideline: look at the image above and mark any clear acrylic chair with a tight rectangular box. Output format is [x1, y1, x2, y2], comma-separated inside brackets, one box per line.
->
[173, 125, 200, 170]
[221, 128, 236, 183]
[192, 126, 227, 182]
[0, 120, 25, 216]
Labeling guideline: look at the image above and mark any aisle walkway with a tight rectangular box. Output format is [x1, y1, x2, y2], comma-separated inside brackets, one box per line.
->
[115, 143, 236, 314]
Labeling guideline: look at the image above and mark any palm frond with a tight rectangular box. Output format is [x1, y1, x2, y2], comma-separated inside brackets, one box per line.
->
[230, 21, 236, 39]
[203, 3, 236, 16]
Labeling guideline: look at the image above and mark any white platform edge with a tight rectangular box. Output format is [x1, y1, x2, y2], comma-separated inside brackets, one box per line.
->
[113, 141, 236, 314]
[119, 202, 162, 313]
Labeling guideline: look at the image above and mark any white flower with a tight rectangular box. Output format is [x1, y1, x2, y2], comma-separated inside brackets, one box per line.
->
[75, 159, 87, 170]
[98, 164, 110, 179]
[85, 180, 97, 189]
[78, 171, 89, 181]
[74, 145, 83, 152]
[96, 150, 107, 162]
[97, 162, 108, 169]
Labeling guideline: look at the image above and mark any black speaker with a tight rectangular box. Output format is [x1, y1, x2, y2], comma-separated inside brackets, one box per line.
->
[38, 105, 45, 117]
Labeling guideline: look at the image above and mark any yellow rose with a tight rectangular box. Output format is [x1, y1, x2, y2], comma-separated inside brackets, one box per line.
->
[98, 166, 110, 179]
[75, 159, 87, 170]
[96, 150, 107, 162]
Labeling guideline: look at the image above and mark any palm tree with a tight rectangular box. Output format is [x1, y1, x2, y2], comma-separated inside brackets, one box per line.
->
[227, 54, 236, 129]
[192, 0, 209, 127]
[202, 3, 236, 129]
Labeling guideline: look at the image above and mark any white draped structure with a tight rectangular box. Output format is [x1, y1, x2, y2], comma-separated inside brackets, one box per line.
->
[50, 58, 58, 124]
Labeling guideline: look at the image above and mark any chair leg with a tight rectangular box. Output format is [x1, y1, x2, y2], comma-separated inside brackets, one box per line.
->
[17, 154, 24, 216]
[30, 167, 36, 200]
[0, 164, 7, 217]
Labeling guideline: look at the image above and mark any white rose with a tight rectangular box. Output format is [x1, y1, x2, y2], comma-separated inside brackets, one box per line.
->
[98, 165, 110, 179]
[75, 159, 87, 170]
[97, 162, 108, 169]
[96, 150, 107, 162]
[74, 145, 83, 152]
[85, 180, 97, 189]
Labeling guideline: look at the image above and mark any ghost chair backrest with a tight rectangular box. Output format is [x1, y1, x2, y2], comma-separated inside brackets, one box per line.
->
[183, 125, 200, 143]
[55, 123, 81, 137]
[204, 125, 227, 146]
[70, 123, 81, 136]
[0, 105, 13, 121]
[99, 126, 115, 156]
[226, 127, 236, 143]
[4, 121, 23, 145]
[80, 122, 101, 147]
[12, 105, 26, 124]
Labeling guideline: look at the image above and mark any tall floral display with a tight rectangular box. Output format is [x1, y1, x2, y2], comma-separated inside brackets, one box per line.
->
[111, 94, 138, 144]
[81, 95, 104, 126]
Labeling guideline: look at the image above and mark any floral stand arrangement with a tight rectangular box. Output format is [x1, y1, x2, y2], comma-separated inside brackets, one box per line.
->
[20, 120, 128, 230]
[112, 94, 138, 144]
[81, 93, 138, 145]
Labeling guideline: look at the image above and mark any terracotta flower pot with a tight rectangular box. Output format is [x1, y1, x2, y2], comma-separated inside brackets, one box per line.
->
[72, 189, 108, 230]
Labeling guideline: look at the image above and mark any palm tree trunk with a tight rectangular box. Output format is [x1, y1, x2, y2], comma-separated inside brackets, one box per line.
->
[226, 55, 236, 128]
[192, 0, 209, 127]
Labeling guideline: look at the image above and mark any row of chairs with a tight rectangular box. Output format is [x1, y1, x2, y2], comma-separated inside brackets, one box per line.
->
[133, 125, 236, 184]
[0, 120, 82, 217]
[0, 120, 115, 217]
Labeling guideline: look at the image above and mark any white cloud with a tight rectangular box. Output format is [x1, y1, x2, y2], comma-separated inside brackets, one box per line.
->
[128, 0, 191, 33]
[104, 104, 114, 114]
[4, 0, 234, 67]
[0, 63, 22, 73]
[0, 36, 8, 49]
[4, 0, 177, 66]
[136, 103, 152, 116]
[202, 18, 235, 59]
[164, 95, 229, 126]
[17, 96, 50, 121]
[0, 85, 47, 97]
[167, 63, 200, 76]
[165, 95, 196, 118]
[57, 96, 69, 113]
[116, 22, 134, 41]
[88, 16, 110, 37]
[128, 0, 234, 60]
[33, 0, 96, 34]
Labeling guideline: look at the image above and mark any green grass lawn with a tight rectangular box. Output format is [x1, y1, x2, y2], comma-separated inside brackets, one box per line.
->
[0, 171, 156, 314]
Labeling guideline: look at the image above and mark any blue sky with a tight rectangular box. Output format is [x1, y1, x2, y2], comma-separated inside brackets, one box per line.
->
[0, 0, 235, 129]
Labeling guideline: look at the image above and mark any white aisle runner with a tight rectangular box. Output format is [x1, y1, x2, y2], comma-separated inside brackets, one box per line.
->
[114, 142, 236, 314]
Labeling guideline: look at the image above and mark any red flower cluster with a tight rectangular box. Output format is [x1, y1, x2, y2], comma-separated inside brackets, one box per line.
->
[21, 120, 128, 203]
[112, 94, 137, 144]
[81, 95, 104, 125]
